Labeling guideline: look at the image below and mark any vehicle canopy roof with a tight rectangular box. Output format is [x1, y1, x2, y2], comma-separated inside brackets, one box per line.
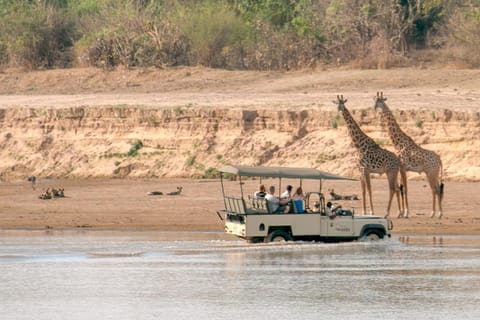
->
[219, 165, 355, 181]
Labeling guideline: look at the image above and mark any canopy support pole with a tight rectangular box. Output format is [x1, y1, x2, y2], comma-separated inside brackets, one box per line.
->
[239, 175, 244, 198]
[278, 178, 282, 197]
[220, 173, 226, 209]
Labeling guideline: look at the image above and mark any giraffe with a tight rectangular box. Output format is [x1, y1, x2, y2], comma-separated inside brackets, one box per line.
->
[334, 95, 403, 217]
[374, 92, 444, 218]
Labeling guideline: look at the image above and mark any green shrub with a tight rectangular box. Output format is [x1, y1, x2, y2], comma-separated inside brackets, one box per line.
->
[331, 114, 342, 129]
[173, 0, 250, 68]
[74, 0, 186, 68]
[174, 106, 184, 115]
[186, 155, 196, 167]
[315, 152, 335, 164]
[204, 167, 220, 178]
[127, 140, 143, 157]
[0, 2, 76, 68]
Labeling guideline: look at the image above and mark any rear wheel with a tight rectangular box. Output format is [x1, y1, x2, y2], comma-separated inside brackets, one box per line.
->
[265, 230, 293, 243]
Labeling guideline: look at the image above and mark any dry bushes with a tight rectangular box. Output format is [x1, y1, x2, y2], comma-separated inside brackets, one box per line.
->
[443, 5, 480, 67]
[1, 0, 480, 70]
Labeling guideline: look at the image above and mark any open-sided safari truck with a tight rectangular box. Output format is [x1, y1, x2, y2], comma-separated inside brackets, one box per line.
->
[217, 165, 393, 243]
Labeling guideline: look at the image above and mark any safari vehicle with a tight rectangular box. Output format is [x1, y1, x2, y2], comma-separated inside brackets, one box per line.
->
[216, 165, 393, 243]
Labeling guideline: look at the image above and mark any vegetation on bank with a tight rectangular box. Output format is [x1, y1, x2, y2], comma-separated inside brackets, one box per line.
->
[0, 0, 479, 70]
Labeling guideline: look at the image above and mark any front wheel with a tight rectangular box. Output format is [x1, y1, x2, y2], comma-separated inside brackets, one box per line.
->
[265, 230, 293, 243]
[360, 230, 384, 242]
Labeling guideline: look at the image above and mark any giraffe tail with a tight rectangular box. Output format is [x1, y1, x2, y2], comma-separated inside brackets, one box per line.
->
[439, 160, 445, 201]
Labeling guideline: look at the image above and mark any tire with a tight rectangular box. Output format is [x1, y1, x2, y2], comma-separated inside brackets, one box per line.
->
[265, 230, 293, 243]
[360, 230, 384, 242]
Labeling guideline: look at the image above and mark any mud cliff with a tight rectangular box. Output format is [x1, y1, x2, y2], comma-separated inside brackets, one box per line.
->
[0, 105, 478, 182]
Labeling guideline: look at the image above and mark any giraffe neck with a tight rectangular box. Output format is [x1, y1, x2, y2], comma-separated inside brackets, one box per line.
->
[380, 103, 417, 151]
[340, 106, 377, 152]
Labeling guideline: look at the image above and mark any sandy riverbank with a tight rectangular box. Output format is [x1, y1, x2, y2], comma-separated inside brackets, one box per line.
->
[0, 178, 478, 235]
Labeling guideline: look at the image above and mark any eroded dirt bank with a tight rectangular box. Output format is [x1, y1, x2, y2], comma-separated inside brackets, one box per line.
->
[0, 104, 478, 182]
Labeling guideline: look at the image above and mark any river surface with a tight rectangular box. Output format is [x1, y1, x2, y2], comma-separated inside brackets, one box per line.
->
[0, 230, 479, 320]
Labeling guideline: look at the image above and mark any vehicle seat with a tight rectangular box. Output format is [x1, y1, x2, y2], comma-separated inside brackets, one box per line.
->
[292, 199, 304, 213]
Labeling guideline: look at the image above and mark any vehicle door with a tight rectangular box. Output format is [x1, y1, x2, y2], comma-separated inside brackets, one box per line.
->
[326, 215, 354, 237]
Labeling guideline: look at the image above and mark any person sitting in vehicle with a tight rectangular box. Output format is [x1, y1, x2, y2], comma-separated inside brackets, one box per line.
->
[265, 185, 290, 214]
[325, 201, 341, 218]
[281, 185, 293, 200]
[254, 184, 266, 198]
[292, 186, 305, 213]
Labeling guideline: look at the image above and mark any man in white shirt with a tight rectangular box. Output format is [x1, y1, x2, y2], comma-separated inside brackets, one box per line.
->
[281, 185, 293, 199]
[266, 186, 290, 213]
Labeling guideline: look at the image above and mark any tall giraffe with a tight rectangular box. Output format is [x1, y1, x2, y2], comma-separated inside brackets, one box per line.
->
[374, 92, 444, 218]
[334, 95, 403, 217]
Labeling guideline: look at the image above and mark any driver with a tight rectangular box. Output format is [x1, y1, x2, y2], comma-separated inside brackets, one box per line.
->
[325, 201, 341, 218]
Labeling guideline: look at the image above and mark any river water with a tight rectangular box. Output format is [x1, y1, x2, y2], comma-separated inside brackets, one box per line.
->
[0, 230, 479, 320]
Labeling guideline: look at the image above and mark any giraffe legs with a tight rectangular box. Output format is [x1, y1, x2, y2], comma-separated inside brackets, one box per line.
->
[364, 173, 374, 215]
[427, 172, 443, 218]
[430, 192, 438, 218]
[385, 170, 402, 218]
[360, 172, 374, 215]
[399, 167, 409, 218]
[360, 177, 367, 215]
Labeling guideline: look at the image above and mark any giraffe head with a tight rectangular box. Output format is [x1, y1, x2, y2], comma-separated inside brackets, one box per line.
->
[374, 91, 388, 111]
[333, 94, 348, 111]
